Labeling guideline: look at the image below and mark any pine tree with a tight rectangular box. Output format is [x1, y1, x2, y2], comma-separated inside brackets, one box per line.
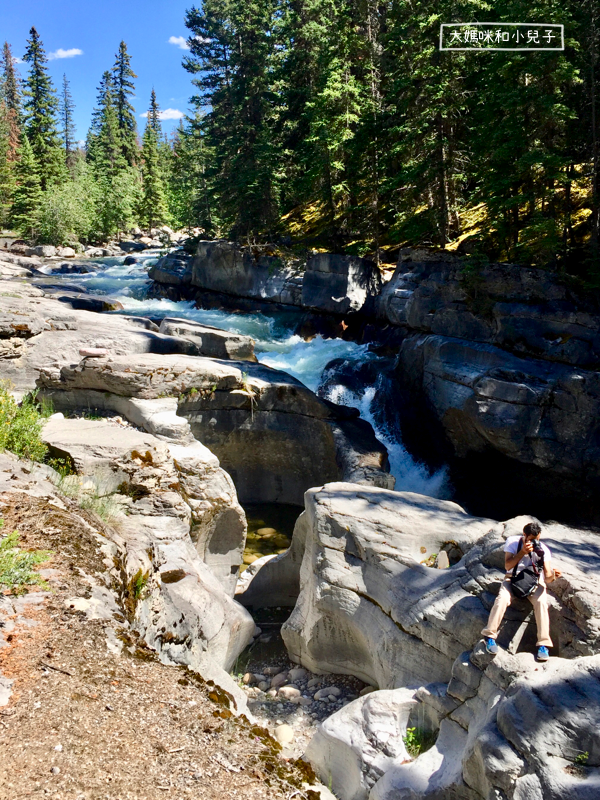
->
[111, 41, 138, 166]
[140, 104, 168, 229]
[59, 73, 76, 168]
[168, 115, 213, 231]
[86, 70, 113, 162]
[22, 27, 65, 189]
[0, 102, 15, 225]
[0, 42, 21, 161]
[11, 132, 42, 238]
[148, 89, 162, 138]
[185, 0, 282, 239]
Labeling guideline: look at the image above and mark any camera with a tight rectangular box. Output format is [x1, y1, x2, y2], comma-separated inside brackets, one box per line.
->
[532, 540, 544, 558]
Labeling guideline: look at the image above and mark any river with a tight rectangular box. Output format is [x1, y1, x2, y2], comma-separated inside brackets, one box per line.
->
[39, 249, 448, 498]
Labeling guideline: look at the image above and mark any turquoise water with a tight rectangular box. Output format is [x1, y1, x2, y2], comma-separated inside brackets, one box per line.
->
[39, 251, 448, 497]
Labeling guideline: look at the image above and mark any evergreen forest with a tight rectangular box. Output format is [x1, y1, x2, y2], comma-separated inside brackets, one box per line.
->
[1, 0, 599, 281]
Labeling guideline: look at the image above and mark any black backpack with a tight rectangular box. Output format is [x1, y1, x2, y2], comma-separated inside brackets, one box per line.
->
[510, 537, 544, 599]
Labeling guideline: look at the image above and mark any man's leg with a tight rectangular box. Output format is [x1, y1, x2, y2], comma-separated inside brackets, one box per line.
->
[529, 584, 552, 647]
[482, 579, 512, 640]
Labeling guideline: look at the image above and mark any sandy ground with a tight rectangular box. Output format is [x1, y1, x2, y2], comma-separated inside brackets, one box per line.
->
[0, 494, 323, 800]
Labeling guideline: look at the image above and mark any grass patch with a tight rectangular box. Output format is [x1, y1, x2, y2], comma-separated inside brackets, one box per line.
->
[53, 472, 122, 522]
[0, 526, 52, 594]
[403, 726, 437, 759]
[0, 384, 49, 462]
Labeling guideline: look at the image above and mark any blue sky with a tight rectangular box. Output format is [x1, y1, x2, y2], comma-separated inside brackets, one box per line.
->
[3, 0, 200, 141]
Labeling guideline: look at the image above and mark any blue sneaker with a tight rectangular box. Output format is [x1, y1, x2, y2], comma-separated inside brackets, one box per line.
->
[485, 638, 498, 655]
[537, 646, 550, 661]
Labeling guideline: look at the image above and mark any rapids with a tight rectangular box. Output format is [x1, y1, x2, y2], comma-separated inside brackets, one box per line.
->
[39, 250, 448, 497]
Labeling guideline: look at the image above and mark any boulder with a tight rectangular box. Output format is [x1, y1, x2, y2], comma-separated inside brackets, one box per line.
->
[57, 246, 77, 258]
[42, 417, 248, 597]
[148, 250, 193, 285]
[52, 262, 92, 274]
[281, 483, 600, 689]
[53, 293, 125, 312]
[30, 244, 57, 258]
[119, 240, 147, 253]
[302, 253, 382, 316]
[281, 483, 496, 688]
[39, 353, 392, 506]
[305, 688, 418, 800]
[158, 317, 256, 361]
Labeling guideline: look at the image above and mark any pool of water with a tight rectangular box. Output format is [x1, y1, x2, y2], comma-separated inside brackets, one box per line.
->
[242, 503, 301, 569]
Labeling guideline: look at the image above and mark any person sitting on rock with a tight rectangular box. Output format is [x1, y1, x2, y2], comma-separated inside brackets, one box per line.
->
[482, 522, 561, 662]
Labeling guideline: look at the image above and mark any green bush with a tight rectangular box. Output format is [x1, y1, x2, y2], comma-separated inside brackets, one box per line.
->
[0, 384, 48, 462]
[36, 164, 98, 246]
[0, 526, 51, 594]
[403, 727, 437, 759]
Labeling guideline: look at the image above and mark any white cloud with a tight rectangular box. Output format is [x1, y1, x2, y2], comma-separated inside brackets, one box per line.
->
[48, 48, 83, 60]
[168, 36, 189, 50]
[140, 108, 185, 121]
[14, 57, 23, 64]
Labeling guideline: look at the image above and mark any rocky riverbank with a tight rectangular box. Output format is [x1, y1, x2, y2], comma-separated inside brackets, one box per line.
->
[1, 247, 600, 800]
[149, 241, 600, 524]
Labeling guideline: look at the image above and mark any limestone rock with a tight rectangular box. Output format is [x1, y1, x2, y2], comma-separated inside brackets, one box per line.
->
[302, 253, 382, 316]
[0, 285, 229, 393]
[282, 483, 495, 688]
[38, 352, 243, 399]
[305, 688, 418, 800]
[38, 346, 392, 507]
[41, 418, 247, 595]
[159, 317, 256, 361]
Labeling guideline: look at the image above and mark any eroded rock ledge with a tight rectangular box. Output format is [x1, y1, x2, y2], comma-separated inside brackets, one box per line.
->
[38, 353, 393, 505]
[241, 481, 600, 799]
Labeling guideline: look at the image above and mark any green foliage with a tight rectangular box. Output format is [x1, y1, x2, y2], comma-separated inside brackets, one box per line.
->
[0, 384, 48, 462]
[111, 41, 138, 167]
[139, 113, 168, 229]
[575, 751, 589, 765]
[0, 527, 51, 594]
[59, 73, 76, 168]
[403, 727, 437, 759]
[22, 26, 65, 190]
[36, 156, 98, 245]
[10, 132, 42, 238]
[45, 455, 75, 477]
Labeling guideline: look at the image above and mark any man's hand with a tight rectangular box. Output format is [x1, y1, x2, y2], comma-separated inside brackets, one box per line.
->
[520, 541, 534, 557]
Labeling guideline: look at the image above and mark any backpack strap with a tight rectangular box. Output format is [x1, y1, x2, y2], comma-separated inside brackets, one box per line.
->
[511, 537, 524, 581]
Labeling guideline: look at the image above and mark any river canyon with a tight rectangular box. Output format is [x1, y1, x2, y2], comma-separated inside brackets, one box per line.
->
[1, 239, 600, 800]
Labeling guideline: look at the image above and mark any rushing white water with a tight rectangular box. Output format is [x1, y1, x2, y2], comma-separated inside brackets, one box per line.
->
[44, 252, 448, 497]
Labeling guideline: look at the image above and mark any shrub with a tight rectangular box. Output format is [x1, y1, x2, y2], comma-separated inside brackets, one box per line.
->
[0, 384, 48, 462]
[0, 526, 51, 594]
[403, 726, 437, 759]
[36, 167, 98, 246]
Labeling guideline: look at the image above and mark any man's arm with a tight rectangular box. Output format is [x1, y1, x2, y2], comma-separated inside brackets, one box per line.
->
[543, 557, 561, 583]
[505, 541, 533, 572]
